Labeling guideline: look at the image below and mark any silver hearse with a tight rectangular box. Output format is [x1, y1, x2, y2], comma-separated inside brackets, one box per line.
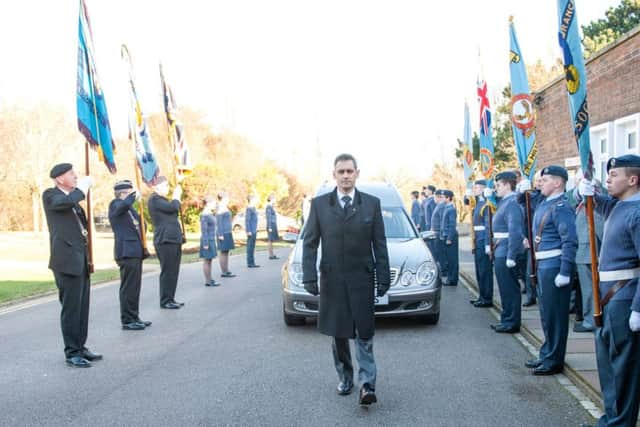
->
[281, 182, 441, 326]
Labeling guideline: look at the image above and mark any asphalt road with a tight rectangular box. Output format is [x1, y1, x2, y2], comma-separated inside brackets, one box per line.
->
[0, 247, 593, 427]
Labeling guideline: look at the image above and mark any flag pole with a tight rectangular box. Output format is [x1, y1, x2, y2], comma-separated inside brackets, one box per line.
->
[84, 140, 94, 274]
[525, 191, 537, 288]
[587, 195, 602, 326]
[130, 127, 148, 253]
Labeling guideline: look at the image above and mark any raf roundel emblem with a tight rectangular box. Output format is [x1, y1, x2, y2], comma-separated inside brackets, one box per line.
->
[511, 94, 535, 135]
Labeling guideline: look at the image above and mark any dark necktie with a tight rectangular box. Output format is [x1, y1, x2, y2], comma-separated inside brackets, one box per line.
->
[342, 195, 352, 216]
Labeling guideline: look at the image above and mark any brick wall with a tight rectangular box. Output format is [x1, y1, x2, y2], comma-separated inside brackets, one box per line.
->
[535, 27, 640, 168]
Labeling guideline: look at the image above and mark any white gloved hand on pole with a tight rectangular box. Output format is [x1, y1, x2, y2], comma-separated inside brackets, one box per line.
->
[578, 179, 595, 197]
[76, 176, 94, 195]
[483, 188, 494, 199]
[554, 274, 571, 287]
[629, 311, 640, 332]
[464, 189, 473, 197]
[485, 245, 491, 255]
[506, 259, 516, 268]
[517, 179, 531, 193]
[172, 185, 182, 201]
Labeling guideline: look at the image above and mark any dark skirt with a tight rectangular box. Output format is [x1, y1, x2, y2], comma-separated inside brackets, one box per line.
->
[217, 232, 235, 251]
[199, 239, 218, 259]
[268, 228, 280, 242]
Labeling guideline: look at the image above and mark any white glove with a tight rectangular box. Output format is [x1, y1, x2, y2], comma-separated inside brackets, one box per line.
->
[506, 259, 516, 268]
[578, 179, 595, 197]
[523, 238, 530, 249]
[172, 185, 182, 201]
[629, 311, 640, 332]
[483, 188, 494, 198]
[485, 245, 491, 255]
[464, 189, 473, 197]
[518, 179, 531, 192]
[76, 176, 94, 195]
[554, 274, 571, 287]
[134, 190, 142, 201]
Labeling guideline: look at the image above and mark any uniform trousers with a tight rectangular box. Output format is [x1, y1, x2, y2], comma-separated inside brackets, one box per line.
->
[523, 250, 537, 302]
[246, 234, 257, 266]
[595, 299, 640, 427]
[117, 257, 143, 324]
[473, 239, 493, 303]
[155, 243, 182, 306]
[444, 235, 459, 285]
[494, 257, 521, 329]
[537, 266, 571, 369]
[53, 264, 90, 358]
[332, 336, 376, 387]
[577, 263, 595, 329]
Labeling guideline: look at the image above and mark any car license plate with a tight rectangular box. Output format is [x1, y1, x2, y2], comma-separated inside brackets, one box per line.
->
[374, 294, 388, 306]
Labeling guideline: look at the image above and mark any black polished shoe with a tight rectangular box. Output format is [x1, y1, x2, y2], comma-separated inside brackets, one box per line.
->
[490, 323, 502, 330]
[495, 325, 520, 334]
[248, 264, 261, 268]
[136, 319, 152, 327]
[525, 358, 543, 368]
[359, 383, 377, 405]
[269, 255, 280, 260]
[161, 302, 181, 309]
[122, 322, 146, 330]
[221, 272, 236, 278]
[573, 323, 595, 333]
[172, 300, 185, 306]
[474, 301, 493, 308]
[82, 349, 103, 361]
[532, 365, 563, 376]
[66, 356, 91, 368]
[469, 299, 479, 305]
[337, 381, 353, 395]
[523, 299, 537, 307]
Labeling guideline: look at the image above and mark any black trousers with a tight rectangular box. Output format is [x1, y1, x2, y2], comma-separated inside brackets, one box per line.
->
[155, 243, 182, 306]
[117, 257, 143, 324]
[53, 266, 90, 358]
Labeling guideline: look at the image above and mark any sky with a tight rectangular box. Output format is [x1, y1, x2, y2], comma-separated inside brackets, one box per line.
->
[0, 0, 620, 181]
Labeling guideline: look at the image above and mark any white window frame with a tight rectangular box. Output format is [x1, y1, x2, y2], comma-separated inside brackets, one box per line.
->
[590, 122, 612, 183]
[613, 113, 640, 156]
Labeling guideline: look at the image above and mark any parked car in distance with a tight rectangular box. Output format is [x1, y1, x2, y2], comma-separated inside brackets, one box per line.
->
[281, 182, 441, 326]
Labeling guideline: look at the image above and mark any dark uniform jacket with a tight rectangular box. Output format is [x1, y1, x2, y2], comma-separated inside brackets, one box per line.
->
[302, 188, 390, 340]
[42, 187, 89, 276]
[108, 193, 144, 260]
[147, 193, 182, 246]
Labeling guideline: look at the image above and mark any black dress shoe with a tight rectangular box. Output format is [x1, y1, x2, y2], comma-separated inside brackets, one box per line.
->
[573, 323, 595, 333]
[136, 319, 152, 327]
[532, 365, 563, 376]
[469, 299, 479, 305]
[359, 383, 377, 405]
[525, 358, 543, 368]
[248, 264, 261, 268]
[172, 300, 185, 306]
[523, 299, 537, 307]
[221, 272, 236, 278]
[66, 356, 91, 368]
[490, 323, 502, 330]
[122, 322, 146, 330]
[495, 325, 520, 333]
[82, 349, 103, 361]
[337, 381, 353, 395]
[269, 255, 280, 260]
[161, 302, 181, 309]
[474, 301, 493, 308]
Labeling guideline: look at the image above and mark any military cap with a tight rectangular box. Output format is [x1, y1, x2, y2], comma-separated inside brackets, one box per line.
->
[443, 190, 454, 198]
[427, 185, 436, 192]
[49, 163, 73, 179]
[495, 171, 517, 181]
[435, 189, 444, 196]
[474, 179, 487, 186]
[114, 180, 134, 191]
[541, 165, 568, 180]
[606, 154, 640, 172]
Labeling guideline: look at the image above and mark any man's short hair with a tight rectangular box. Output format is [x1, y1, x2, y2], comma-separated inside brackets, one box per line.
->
[625, 167, 640, 185]
[411, 190, 419, 198]
[334, 153, 358, 170]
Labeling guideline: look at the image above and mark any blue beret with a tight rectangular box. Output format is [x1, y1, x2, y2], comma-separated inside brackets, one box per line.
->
[606, 154, 640, 172]
[114, 180, 134, 191]
[443, 190, 454, 198]
[49, 163, 73, 179]
[435, 189, 444, 196]
[541, 165, 568, 180]
[474, 179, 487, 186]
[495, 171, 517, 181]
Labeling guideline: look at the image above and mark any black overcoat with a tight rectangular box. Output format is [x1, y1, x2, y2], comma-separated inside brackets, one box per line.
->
[302, 188, 390, 340]
[147, 193, 182, 246]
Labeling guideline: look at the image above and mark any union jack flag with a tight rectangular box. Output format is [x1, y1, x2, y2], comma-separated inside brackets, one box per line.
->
[477, 79, 492, 137]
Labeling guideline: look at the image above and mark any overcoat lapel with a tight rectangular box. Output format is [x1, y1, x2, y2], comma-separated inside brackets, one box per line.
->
[329, 189, 345, 219]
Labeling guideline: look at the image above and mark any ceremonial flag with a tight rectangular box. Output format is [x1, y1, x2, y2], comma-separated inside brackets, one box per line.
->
[557, 0, 594, 179]
[121, 45, 160, 185]
[509, 18, 538, 182]
[477, 75, 497, 209]
[160, 64, 192, 180]
[76, 0, 116, 173]
[462, 101, 474, 189]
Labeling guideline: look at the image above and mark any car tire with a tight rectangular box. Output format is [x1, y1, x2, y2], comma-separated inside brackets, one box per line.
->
[283, 310, 306, 326]
[417, 312, 439, 325]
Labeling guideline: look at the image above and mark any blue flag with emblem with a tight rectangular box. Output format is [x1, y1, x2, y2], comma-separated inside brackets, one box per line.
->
[557, 0, 594, 180]
[76, 0, 116, 173]
[462, 102, 474, 190]
[477, 76, 497, 209]
[509, 18, 537, 182]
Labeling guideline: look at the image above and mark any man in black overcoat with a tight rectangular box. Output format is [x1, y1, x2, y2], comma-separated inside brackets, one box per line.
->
[42, 163, 102, 368]
[302, 153, 390, 405]
[147, 176, 184, 309]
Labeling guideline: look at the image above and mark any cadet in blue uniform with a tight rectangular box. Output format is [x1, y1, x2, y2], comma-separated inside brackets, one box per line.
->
[266, 193, 280, 260]
[423, 185, 437, 232]
[418, 190, 428, 231]
[216, 192, 236, 278]
[523, 166, 577, 376]
[410, 190, 422, 230]
[200, 196, 220, 287]
[245, 195, 260, 268]
[486, 171, 524, 333]
[578, 155, 640, 427]
[441, 190, 458, 286]
[430, 190, 447, 281]
[466, 180, 494, 307]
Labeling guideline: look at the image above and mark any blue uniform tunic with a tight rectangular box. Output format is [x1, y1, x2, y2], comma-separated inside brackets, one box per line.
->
[531, 193, 578, 369]
[419, 197, 428, 231]
[430, 201, 446, 274]
[424, 196, 436, 231]
[591, 192, 640, 427]
[216, 210, 235, 251]
[266, 204, 279, 241]
[441, 202, 459, 285]
[473, 196, 494, 304]
[199, 212, 218, 259]
[490, 192, 524, 329]
[411, 199, 422, 230]
[245, 206, 258, 266]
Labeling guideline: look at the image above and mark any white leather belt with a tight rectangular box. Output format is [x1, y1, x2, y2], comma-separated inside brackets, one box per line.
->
[599, 267, 640, 282]
[473, 226, 485, 231]
[493, 232, 509, 239]
[535, 249, 562, 260]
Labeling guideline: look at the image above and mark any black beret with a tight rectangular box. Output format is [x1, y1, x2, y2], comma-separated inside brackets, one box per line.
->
[427, 185, 436, 192]
[606, 154, 640, 172]
[435, 189, 444, 196]
[495, 171, 517, 181]
[474, 179, 487, 186]
[443, 190, 454, 198]
[541, 165, 568, 180]
[114, 180, 134, 191]
[49, 163, 73, 179]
